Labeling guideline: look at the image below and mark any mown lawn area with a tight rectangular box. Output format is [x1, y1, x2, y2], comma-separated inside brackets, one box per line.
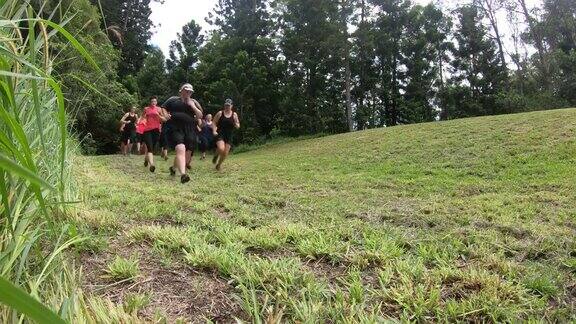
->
[74, 109, 576, 322]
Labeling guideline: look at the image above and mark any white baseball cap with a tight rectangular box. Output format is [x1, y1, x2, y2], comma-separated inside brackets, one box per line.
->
[180, 83, 194, 92]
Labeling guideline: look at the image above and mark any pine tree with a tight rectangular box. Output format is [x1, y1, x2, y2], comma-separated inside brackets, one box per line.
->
[137, 46, 170, 103]
[371, 0, 411, 126]
[277, 0, 346, 135]
[400, 5, 440, 123]
[539, 0, 576, 104]
[351, 0, 378, 129]
[197, 0, 280, 141]
[166, 20, 204, 92]
[446, 5, 507, 118]
[90, 0, 155, 77]
[421, 3, 453, 120]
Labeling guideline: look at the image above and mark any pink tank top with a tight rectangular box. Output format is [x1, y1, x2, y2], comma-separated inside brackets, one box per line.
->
[144, 106, 161, 131]
[136, 120, 146, 134]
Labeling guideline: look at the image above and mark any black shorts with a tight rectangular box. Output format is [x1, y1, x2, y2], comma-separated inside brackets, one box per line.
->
[170, 123, 197, 151]
[159, 124, 172, 149]
[215, 132, 232, 144]
[143, 129, 160, 151]
[136, 133, 144, 144]
[121, 129, 137, 144]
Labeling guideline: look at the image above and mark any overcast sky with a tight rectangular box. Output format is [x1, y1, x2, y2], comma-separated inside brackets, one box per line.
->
[150, 0, 540, 58]
[149, 0, 214, 55]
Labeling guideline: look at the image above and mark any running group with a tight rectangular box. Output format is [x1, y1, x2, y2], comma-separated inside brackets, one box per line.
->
[118, 83, 240, 184]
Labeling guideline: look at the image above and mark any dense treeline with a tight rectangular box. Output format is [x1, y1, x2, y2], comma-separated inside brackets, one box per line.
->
[40, 0, 576, 154]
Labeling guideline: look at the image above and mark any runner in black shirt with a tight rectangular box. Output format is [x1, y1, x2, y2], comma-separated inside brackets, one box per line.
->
[161, 83, 203, 183]
[212, 99, 240, 171]
[120, 107, 138, 155]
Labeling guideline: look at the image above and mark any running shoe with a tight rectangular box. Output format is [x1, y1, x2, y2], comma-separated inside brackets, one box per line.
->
[144, 160, 148, 167]
[180, 174, 190, 184]
[169, 166, 176, 176]
[212, 155, 218, 164]
[150, 165, 156, 173]
[186, 164, 191, 170]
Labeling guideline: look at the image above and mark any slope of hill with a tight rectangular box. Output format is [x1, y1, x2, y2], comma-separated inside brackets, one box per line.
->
[75, 109, 576, 322]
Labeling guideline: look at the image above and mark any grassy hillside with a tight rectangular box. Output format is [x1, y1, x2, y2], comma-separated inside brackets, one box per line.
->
[75, 109, 576, 322]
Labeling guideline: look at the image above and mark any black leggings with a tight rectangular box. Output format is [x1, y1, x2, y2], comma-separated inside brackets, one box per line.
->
[199, 136, 214, 153]
[143, 129, 159, 151]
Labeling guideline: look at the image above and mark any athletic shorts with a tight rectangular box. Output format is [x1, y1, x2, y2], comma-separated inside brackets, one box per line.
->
[169, 123, 197, 151]
[215, 132, 232, 145]
[143, 129, 160, 151]
[121, 129, 136, 145]
[136, 133, 144, 143]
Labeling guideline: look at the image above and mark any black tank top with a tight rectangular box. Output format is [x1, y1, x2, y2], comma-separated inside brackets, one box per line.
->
[163, 97, 197, 126]
[125, 113, 137, 131]
[217, 111, 235, 136]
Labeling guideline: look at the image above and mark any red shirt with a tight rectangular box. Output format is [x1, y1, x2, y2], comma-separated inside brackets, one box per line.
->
[136, 120, 146, 134]
[144, 106, 161, 131]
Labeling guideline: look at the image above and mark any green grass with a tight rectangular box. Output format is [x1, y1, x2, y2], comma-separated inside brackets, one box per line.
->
[104, 256, 140, 282]
[76, 109, 576, 322]
[123, 292, 151, 314]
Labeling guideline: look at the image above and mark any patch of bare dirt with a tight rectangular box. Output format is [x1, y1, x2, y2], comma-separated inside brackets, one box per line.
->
[302, 258, 349, 285]
[345, 211, 381, 223]
[80, 238, 243, 323]
[440, 276, 484, 301]
[456, 184, 491, 197]
[138, 267, 239, 322]
[382, 213, 439, 229]
[473, 221, 532, 240]
[214, 203, 232, 219]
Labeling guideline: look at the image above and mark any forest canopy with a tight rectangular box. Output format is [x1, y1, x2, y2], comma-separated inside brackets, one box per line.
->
[38, 0, 576, 154]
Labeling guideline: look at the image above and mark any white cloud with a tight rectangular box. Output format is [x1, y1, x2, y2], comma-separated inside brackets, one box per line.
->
[149, 0, 217, 56]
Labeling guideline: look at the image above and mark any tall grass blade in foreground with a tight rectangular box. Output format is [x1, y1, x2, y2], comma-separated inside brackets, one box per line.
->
[0, 0, 97, 321]
[0, 277, 66, 324]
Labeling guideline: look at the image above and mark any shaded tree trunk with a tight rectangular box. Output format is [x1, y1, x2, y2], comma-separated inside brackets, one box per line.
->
[482, 0, 507, 68]
[341, 0, 353, 132]
[345, 54, 353, 131]
[517, 0, 549, 89]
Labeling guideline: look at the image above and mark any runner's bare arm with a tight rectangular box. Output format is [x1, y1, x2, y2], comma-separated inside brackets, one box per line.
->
[192, 99, 204, 126]
[159, 107, 170, 122]
[192, 99, 203, 113]
[120, 113, 129, 124]
[233, 112, 240, 129]
[212, 111, 222, 135]
[188, 99, 203, 120]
